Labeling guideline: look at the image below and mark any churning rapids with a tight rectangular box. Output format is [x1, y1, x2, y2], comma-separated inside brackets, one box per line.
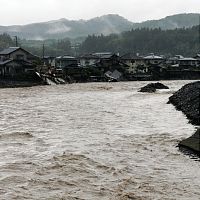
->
[0, 80, 200, 200]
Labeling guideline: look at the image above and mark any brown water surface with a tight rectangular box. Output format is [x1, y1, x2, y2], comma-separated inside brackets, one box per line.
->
[0, 81, 199, 200]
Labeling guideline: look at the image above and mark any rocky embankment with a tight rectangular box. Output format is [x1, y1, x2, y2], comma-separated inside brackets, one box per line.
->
[179, 129, 200, 155]
[139, 82, 169, 93]
[168, 81, 200, 125]
[168, 81, 200, 156]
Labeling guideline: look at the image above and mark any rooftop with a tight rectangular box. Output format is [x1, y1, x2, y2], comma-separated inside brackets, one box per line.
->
[144, 54, 164, 59]
[79, 54, 100, 59]
[0, 47, 20, 55]
[121, 53, 143, 60]
[56, 55, 76, 60]
[179, 57, 197, 61]
[92, 52, 114, 59]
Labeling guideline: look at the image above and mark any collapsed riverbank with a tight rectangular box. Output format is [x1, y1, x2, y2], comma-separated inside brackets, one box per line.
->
[168, 81, 200, 156]
[0, 80, 46, 88]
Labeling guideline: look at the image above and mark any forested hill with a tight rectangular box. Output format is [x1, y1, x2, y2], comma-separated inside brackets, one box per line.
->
[0, 25, 199, 57]
[132, 13, 200, 30]
[0, 34, 72, 56]
[79, 26, 200, 56]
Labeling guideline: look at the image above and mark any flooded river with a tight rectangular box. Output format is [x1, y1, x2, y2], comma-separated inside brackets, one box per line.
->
[0, 80, 199, 200]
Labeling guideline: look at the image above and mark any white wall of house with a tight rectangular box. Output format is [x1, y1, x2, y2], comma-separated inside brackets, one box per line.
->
[79, 58, 99, 67]
[123, 59, 147, 73]
[145, 59, 164, 65]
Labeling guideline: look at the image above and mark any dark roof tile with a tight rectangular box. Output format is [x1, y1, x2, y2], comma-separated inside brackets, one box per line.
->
[0, 47, 20, 55]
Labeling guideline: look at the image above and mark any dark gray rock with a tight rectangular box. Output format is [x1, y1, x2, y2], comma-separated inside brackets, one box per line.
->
[139, 82, 169, 93]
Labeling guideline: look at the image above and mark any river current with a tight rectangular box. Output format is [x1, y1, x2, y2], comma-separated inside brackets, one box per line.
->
[0, 80, 199, 200]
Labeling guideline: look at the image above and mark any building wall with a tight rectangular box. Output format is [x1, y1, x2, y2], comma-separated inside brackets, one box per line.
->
[79, 58, 99, 66]
[0, 61, 35, 78]
[123, 59, 147, 73]
[10, 49, 29, 61]
[145, 59, 164, 65]
[56, 59, 78, 68]
[179, 60, 198, 67]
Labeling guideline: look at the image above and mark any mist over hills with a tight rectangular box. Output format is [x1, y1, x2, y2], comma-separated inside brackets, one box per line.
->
[0, 13, 199, 40]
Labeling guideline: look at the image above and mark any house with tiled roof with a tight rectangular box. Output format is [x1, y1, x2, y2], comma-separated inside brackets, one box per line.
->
[0, 47, 38, 79]
[0, 47, 38, 61]
[120, 53, 148, 74]
[143, 53, 165, 66]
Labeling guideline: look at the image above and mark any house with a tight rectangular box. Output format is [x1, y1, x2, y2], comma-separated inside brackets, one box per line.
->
[96, 54, 122, 68]
[43, 56, 56, 67]
[178, 57, 198, 68]
[56, 55, 79, 68]
[79, 52, 120, 68]
[120, 53, 147, 74]
[142, 53, 166, 77]
[166, 55, 184, 66]
[0, 59, 35, 79]
[0, 47, 38, 79]
[143, 53, 165, 65]
[78, 54, 100, 67]
[167, 55, 198, 68]
[0, 47, 38, 62]
[165, 55, 198, 69]
[93, 53, 129, 80]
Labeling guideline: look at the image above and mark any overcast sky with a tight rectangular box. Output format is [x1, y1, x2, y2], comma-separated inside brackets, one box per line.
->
[1, 0, 200, 25]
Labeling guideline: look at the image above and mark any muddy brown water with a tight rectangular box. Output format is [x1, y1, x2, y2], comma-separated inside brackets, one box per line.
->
[0, 80, 200, 200]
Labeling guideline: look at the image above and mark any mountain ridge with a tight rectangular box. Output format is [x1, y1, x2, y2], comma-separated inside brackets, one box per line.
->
[0, 13, 199, 40]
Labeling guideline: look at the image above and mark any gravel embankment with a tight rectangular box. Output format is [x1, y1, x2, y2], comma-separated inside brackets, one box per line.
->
[168, 81, 200, 156]
[168, 81, 200, 125]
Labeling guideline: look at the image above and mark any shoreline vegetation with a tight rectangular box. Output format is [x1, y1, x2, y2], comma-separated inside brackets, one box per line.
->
[168, 81, 200, 157]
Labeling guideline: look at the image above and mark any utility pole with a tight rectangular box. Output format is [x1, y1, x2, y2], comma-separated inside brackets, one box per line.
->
[199, 16, 200, 53]
[14, 36, 18, 47]
[42, 43, 45, 59]
[42, 43, 45, 67]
